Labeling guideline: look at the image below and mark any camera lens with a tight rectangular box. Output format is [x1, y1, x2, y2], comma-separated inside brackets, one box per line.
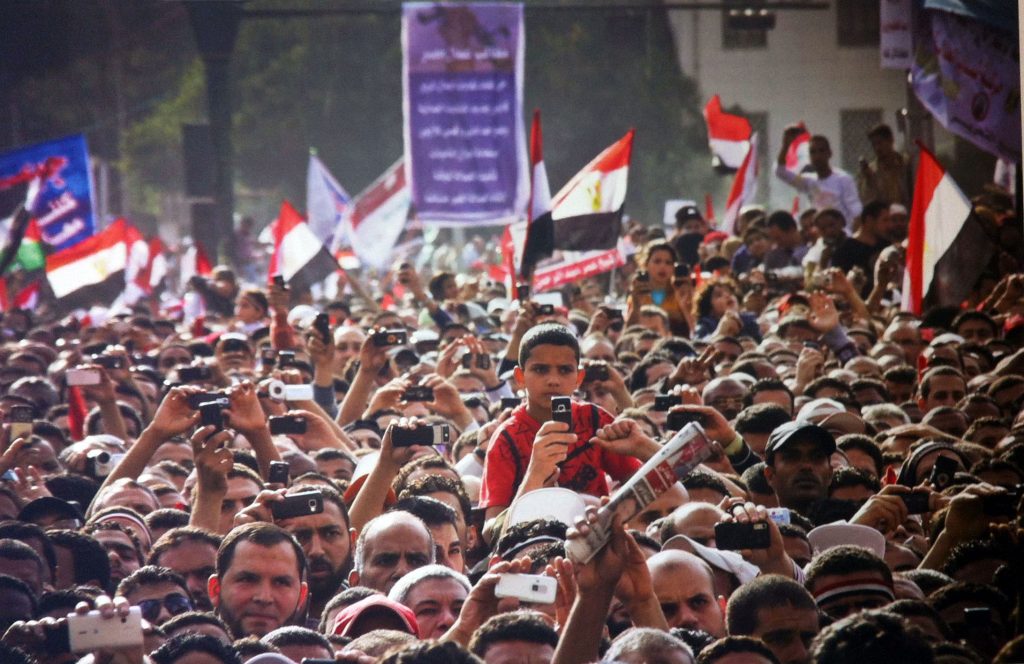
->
[308, 500, 317, 509]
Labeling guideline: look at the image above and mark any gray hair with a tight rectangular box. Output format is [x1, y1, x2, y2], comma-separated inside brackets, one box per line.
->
[862, 403, 910, 426]
[353, 511, 435, 574]
[387, 564, 471, 605]
[602, 627, 694, 664]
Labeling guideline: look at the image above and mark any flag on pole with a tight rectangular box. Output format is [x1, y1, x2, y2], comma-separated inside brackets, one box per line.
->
[722, 133, 759, 235]
[337, 159, 409, 270]
[520, 110, 553, 282]
[179, 241, 213, 292]
[268, 200, 339, 293]
[550, 129, 634, 251]
[45, 219, 131, 314]
[139, 237, 168, 294]
[901, 145, 991, 315]
[703, 95, 752, 171]
[306, 153, 350, 247]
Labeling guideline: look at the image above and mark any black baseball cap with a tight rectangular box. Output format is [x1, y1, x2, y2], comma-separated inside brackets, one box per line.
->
[18, 496, 84, 527]
[763, 421, 836, 465]
[675, 205, 704, 225]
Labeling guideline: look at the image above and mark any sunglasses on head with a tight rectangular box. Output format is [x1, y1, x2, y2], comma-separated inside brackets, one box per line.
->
[137, 593, 192, 622]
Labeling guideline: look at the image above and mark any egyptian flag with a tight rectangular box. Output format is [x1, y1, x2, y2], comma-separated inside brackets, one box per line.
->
[268, 200, 339, 293]
[338, 159, 408, 269]
[139, 237, 168, 294]
[722, 133, 759, 235]
[902, 145, 992, 315]
[785, 124, 811, 173]
[179, 241, 213, 291]
[520, 110, 553, 282]
[703, 95, 752, 172]
[45, 219, 131, 314]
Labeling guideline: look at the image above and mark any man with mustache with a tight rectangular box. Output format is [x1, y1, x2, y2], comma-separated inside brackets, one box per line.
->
[275, 485, 354, 623]
[762, 422, 835, 516]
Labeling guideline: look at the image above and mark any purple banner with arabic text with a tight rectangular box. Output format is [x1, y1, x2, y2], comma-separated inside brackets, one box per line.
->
[402, 2, 527, 226]
[911, 10, 1021, 163]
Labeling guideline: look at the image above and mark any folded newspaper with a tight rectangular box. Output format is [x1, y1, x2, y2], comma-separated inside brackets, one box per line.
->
[565, 423, 714, 564]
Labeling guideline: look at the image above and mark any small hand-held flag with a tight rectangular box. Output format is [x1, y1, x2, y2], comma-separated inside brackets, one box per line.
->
[520, 110, 553, 283]
[722, 133, 759, 235]
[268, 200, 340, 293]
[703, 95, 753, 172]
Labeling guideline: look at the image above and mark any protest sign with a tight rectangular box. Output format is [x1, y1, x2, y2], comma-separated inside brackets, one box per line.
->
[402, 2, 527, 226]
[0, 134, 95, 251]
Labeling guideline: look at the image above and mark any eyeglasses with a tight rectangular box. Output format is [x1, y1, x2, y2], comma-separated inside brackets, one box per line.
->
[137, 593, 193, 622]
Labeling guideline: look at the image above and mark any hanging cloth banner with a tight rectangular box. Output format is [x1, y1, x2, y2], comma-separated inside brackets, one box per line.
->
[402, 2, 528, 226]
[910, 9, 1021, 163]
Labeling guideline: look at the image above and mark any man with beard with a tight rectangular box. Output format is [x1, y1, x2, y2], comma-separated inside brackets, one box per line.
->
[275, 485, 353, 624]
[149, 527, 222, 611]
[763, 422, 835, 517]
[209, 522, 308, 638]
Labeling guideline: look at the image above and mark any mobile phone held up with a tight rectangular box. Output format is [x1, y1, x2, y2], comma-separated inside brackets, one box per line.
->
[373, 329, 408, 347]
[272, 490, 324, 520]
[269, 415, 307, 436]
[5, 405, 34, 440]
[715, 521, 771, 550]
[392, 423, 451, 448]
[551, 396, 573, 432]
[268, 460, 291, 485]
[494, 573, 557, 604]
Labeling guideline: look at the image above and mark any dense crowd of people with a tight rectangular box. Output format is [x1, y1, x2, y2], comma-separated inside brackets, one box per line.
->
[0, 124, 1020, 664]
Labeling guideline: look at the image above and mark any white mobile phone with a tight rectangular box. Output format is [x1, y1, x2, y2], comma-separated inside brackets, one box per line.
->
[67, 368, 102, 386]
[67, 606, 144, 653]
[494, 573, 557, 604]
[283, 384, 314, 401]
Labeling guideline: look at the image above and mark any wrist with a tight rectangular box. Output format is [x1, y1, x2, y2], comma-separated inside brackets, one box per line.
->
[633, 437, 662, 461]
[721, 432, 744, 454]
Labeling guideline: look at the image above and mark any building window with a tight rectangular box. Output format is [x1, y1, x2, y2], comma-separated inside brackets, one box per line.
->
[836, 0, 880, 47]
[840, 108, 883, 173]
[722, 0, 768, 50]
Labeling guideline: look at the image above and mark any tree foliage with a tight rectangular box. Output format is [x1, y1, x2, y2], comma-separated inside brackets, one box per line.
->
[3, 2, 714, 230]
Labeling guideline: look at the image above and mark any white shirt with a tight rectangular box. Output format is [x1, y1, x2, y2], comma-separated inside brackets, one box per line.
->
[775, 164, 863, 230]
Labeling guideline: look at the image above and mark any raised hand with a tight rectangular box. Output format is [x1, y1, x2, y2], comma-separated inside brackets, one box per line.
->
[808, 291, 840, 333]
[149, 387, 202, 439]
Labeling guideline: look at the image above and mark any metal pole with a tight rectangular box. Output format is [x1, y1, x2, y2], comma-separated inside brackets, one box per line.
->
[188, 2, 243, 267]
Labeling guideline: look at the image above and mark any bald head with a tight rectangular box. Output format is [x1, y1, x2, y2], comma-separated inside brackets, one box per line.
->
[350, 511, 434, 594]
[647, 550, 725, 636]
[664, 503, 727, 547]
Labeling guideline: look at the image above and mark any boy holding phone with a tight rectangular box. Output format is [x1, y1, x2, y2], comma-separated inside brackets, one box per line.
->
[479, 324, 646, 523]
